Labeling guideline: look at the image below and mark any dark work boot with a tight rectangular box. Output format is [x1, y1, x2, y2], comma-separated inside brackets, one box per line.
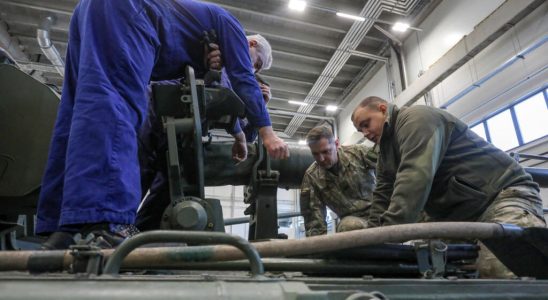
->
[40, 231, 76, 250]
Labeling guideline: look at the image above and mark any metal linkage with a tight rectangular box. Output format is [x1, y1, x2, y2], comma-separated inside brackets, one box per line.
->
[103, 230, 264, 278]
[414, 240, 448, 278]
[244, 138, 281, 240]
[225, 211, 302, 226]
[69, 244, 104, 275]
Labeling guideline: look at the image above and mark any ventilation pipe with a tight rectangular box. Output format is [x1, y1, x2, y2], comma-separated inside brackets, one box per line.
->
[37, 16, 65, 77]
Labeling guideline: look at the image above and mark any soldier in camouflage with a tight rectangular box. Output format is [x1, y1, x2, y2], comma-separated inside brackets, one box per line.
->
[300, 126, 377, 237]
[351, 96, 546, 278]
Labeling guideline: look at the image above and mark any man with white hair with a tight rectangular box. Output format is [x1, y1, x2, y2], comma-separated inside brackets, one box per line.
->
[37, 0, 288, 250]
[223, 34, 273, 148]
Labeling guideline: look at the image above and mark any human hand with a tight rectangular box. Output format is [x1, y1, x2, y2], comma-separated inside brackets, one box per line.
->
[259, 83, 271, 103]
[232, 132, 248, 163]
[259, 126, 289, 159]
[207, 43, 222, 70]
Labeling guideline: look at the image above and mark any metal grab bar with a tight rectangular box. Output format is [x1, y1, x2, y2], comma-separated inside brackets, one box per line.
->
[103, 230, 264, 277]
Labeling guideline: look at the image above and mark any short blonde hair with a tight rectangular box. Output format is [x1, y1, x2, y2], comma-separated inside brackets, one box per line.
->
[306, 126, 335, 145]
[351, 96, 388, 122]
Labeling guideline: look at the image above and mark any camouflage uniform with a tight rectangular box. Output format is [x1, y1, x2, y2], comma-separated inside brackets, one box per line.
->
[300, 145, 377, 236]
[369, 104, 546, 278]
[477, 185, 546, 278]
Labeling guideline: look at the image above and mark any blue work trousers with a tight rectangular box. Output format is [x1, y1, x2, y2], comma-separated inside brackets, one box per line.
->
[36, 0, 158, 233]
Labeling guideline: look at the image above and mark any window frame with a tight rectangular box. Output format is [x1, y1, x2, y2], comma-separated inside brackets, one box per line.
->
[469, 86, 548, 150]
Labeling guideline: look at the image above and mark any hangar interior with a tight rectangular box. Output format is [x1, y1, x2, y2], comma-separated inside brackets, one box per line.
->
[0, 0, 548, 298]
[202, 0, 548, 239]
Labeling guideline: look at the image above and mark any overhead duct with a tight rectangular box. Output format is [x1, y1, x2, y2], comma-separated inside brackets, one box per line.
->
[0, 21, 46, 82]
[440, 35, 548, 109]
[283, 0, 419, 137]
[394, 0, 545, 107]
[37, 16, 65, 77]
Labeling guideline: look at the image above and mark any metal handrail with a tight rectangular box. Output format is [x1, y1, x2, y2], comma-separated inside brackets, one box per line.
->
[509, 152, 548, 162]
[103, 230, 264, 277]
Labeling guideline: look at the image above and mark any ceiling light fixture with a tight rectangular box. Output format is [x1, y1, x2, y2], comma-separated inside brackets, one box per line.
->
[392, 22, 410, 32]
[288, 0, 307, 12]
[326, 105, 338, 112]
[336, 12, 365, 22]
[288, 100, 308, 106]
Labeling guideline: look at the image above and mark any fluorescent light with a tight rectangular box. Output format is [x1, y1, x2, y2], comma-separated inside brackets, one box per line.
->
[298, 140, 307, 145]
[336, 12, 365, 22]
[392, 22, 410, 32]
[288, 100, 307, 106]
[288, 0, 306, 12]
[326, 105, 338, 112]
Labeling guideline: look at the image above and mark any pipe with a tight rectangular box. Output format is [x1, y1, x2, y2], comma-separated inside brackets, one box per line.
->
[37, 16, 65, 77]
[0, 222, 517, 272]
[348, 50, 388, 63]
[202, 142, 314, 189]
[149, 258, 421, 276]
[103, 231, 264, 277]
[395, 0, 544, 108]
[348, 49, 394, 103]
[373, 25, 402, 46]
[268, 108, 336, 121]
[524, 167, 548, 187]
[440, 35, 548, 109]
[224, 211, 302, 226]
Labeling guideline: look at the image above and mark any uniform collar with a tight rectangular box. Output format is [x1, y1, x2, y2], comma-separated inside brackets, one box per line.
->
[322, 147, 350, 180]
[337, 146, 352, 169]
[379, 104, 399, 143]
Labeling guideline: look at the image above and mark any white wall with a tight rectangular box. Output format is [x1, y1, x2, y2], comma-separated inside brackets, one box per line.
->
[338, 68, 390, 145]
[435, 2, 548, 123]
[404, 0, 505, 84]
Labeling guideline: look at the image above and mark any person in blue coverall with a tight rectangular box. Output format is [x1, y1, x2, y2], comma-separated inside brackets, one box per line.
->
[37, 0, 288, 249]
[136, 35, 272, 231]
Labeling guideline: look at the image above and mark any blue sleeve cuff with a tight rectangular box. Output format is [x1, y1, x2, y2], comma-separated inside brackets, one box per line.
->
[226, 118, 243, 135]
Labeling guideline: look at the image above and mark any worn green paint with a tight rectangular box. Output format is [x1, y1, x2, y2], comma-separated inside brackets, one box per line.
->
[165, 246, 217, 262]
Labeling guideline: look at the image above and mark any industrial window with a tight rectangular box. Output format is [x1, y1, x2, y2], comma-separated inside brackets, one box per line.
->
[470, 123, 487, 141]
[469, 87, 548, 151]
[486, 110, 520, 151]
[514, 92, 548, 143]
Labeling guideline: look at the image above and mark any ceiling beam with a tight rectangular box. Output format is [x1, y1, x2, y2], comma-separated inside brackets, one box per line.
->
[204, 1, 348, 34]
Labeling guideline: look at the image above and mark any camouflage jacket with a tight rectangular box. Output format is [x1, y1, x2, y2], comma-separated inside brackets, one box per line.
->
[300, 145, 377, 236]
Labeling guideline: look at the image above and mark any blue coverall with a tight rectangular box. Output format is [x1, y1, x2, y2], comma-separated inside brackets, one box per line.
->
[36, 0, 269, 234]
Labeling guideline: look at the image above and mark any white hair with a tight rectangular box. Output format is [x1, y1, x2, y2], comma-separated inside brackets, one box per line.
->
[246, 34, 272, 71]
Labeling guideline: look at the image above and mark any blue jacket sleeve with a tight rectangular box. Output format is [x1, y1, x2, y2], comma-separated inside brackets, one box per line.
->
[214, 13, 271, 128]
[226, 118, 243, 135]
